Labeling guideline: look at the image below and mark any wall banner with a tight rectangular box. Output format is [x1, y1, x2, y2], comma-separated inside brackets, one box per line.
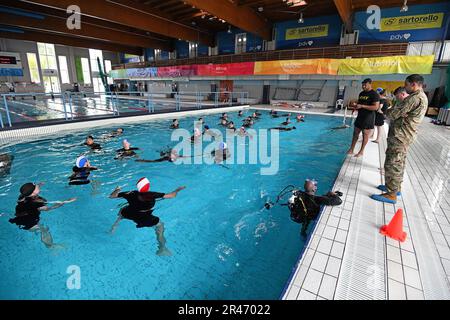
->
[285, 24, 329, 40]
[380, 13, 444, 32]
[196, 62, 254, 76]
[338, 55, 435, 75]
[254, 59, 340, 75]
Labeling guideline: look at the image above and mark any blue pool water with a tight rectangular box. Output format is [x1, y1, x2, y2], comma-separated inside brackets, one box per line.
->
[0, 110, 352, 299]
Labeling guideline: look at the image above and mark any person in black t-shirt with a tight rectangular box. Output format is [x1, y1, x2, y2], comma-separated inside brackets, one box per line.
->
[84, 135, 102, 150]
[373, 88, 391, 144]
[109, 178, 185, 256]
[346, 78, 380, 158]
[9, 182, 76, 248]
[115, 139, 140, 160]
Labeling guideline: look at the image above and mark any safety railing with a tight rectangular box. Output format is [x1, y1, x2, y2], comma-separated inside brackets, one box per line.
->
[112, 43, 409, 70]
[0, 90, 249, 129]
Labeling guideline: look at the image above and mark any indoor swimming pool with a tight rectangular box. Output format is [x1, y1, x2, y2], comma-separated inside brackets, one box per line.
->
[0, 110, 352, 299]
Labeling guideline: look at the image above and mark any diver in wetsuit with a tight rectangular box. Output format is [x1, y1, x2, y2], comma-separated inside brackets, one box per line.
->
[69, 156, 98, 185]
[9, 182, 76, 248]
[108, 178, 186, 256]
[270, 110, 280, 118]
[0, 153, 14, 178]
[115, 139, 140, 160]
[288, 179, 342, 237]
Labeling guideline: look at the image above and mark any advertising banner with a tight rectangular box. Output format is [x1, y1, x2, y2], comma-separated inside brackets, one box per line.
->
[157, 65, 196, 77]
[338, 55, 434, 75]
[126, 67, 157, 78]
[254, 59, 340, 75]
[196, 62, 254, 76]
[285, 24, 329, 40]
[380, 13, 444, 32]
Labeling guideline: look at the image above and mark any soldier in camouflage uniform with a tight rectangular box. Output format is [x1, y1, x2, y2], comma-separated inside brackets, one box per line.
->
[371, 75, 428, 204]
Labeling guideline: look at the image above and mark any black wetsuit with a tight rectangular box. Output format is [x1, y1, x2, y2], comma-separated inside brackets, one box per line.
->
[117, 191, 165, 228]
[281, 121, 291, 126]
[375, 98, 390, 127]
[289, 191, 342, 235]
[84, 142, 102, 150]
[9, 196, 47, 230]
[211, 150, 230, 161]
[69, 167, 97, 185]
[115, 148, 139, 159]
[354, 90, 380, 130]
[170, 124, 179, 129]
[271, 127, 296, 131]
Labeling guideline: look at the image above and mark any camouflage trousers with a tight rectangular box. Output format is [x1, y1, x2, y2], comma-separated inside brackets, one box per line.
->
[384, 138, 410, 193]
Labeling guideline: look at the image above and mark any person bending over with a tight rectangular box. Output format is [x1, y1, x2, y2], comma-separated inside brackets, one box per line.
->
[288, 179, 342, 237]
[109, 178, 185, 256]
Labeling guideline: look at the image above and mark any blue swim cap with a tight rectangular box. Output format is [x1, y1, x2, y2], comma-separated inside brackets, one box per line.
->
[76, 156, 88, 168]
[219, 142, 227, 150]
[376, 87, 383, 93]
[204, 125, 210, 130]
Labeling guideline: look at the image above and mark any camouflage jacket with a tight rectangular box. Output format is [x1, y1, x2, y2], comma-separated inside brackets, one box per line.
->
[386, 89, 428, 144]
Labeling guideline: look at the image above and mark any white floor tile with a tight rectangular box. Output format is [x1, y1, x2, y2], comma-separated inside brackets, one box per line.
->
[311, 252, 329, 273]
[388, 279, 406, 300]
[318, 274, 337, 300]
[325, 256, 341, 278]
[403, 266, 422, 290]
[301, 269, 324, 295]
[317, 238, 334, 255]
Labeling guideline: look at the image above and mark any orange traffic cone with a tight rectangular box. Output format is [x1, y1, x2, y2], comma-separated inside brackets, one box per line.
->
[380, 208, 407, 242]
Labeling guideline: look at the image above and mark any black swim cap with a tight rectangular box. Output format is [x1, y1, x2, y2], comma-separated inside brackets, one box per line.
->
[20, 183, 36, 197]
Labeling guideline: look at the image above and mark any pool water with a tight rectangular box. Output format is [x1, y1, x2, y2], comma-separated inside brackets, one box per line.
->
[0, 110, 352, 299]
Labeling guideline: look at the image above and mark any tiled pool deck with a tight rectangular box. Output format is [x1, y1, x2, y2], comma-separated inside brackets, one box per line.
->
[277, 111, 450, 300]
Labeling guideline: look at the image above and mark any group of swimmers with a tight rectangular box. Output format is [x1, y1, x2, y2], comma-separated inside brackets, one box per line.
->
[8, 109, 306, 255]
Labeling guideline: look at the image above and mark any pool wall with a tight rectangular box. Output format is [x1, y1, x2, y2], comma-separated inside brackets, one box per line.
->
[0, 105, 249, 147]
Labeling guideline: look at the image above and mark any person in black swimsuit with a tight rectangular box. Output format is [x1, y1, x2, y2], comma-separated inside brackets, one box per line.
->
[346, 78, 380, 158]
[135, 148, 188, 163]
[115, 139, 140, 160]
[69, 156, 98, 185]
[281, 117, 291, 126]
[170, 119, 179, 129]
[270, 110, 280, 118]
[108, 178, 186, 256]
[373, 88, 391, 144]
[9, 182, 76, 248]
[211, 142, 231, 163]
[0, 153, 13, 178]
[270, 126, 296, 131]
[84, 136, 102, 150]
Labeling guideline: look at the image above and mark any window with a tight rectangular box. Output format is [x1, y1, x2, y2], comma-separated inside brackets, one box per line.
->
[89, 49, 104, 92]
[235, 33, 247, 54]
[104, 59, 113, 85]
[37, 42, 60, 93]
[81, 57, 91, 84]
[58, 56, 70, 84]
[27, 53, 40, 83]
[189, 42, 198, 58]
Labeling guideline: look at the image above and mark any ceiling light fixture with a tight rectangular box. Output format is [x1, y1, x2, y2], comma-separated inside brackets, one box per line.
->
[258, 7, 264, 12]
[227, 25, 232, 34]
[400, 0, 408, 12]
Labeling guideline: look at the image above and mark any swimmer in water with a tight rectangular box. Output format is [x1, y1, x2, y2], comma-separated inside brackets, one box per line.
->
[270, 126, 296, 131]
[0, 153, 14, 178]
[109, 178, 186, 256]
[115, 139, 140, 160]
[136, 149, 188, 163]
[84, 135, 102, 150]
[251, 112, 260, 119]
[242, 117, 254, 128]
[69, 156, 98, 185]
[237, 126, 253, 139]
[219, 118, 229, 127]
[170, 119, 179, 129]
[197, 117, 204, 125]
[203, 125, 218, 138]
[281, 117, 291, 126]
[296, 114, 305, 122]
[238, 110, 243, 117]
[220, 113, 228, 121]
[191, 127, 202, 143]
[9, 182, 76, 249]
[211, 142, 231, 164]
[227, 121, 236, 131]
[270, 110, 280, 118]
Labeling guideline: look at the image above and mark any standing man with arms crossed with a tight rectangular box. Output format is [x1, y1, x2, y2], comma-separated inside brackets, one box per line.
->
[346, 78, 380, 158]
[371, 74, 428, 204]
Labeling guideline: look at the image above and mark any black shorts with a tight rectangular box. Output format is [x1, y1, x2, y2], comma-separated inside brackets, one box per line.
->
[354, 114, 375, 130]
[375, 113, 385, 127]
[120, 207, 160, 228]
